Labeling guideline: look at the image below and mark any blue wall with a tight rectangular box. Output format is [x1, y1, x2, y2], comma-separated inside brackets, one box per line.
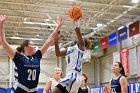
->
[0, 88, 50, 93]
[90, 82, 140, 93]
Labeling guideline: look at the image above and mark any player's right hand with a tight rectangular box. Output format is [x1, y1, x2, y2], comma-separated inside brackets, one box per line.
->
[104, 85, 111, 93]
[57, 16, 64, 28]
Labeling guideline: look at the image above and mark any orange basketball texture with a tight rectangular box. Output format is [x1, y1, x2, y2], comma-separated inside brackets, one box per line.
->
[68, 5, 82, 21]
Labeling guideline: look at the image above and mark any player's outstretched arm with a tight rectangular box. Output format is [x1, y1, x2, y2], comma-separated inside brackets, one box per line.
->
[43, 78, 52, 93]
[75, 19, 85, 51]
[0, 15, 16, 59]
[55, 31, 66, 57]
[40, 16, 63, 56]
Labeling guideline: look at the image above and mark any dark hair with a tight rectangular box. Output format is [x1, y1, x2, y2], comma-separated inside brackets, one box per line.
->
[115, 62, 126, 77]
[16, 40, 30, 53]
[84, 38, 88, 48]
[74, 40, 77, 45]
[82, 73, 88, 83]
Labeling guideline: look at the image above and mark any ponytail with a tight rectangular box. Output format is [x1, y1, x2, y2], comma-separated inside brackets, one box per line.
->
[16, 46, 22, 53]
[120, 66, 126, 77]
[16, 40, 30, 53]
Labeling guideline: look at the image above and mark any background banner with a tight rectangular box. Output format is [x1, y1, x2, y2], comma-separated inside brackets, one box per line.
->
[109, 32, 117, 46]
[118, 27, 128, 42]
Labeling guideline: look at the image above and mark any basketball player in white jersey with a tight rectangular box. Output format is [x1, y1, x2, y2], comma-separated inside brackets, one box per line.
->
[43, 67, 62, 93]
[52, 19, 88, 93]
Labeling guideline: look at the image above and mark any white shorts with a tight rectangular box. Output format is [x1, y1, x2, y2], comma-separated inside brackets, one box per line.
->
[59, 72, 82, 93]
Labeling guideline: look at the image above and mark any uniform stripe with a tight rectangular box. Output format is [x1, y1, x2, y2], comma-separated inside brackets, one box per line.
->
[75, 51, 80, 71]
[68, 55, 70, 64]
[75, 51, 82, 72]
[66, 45, 83, 73]
[60, 73, 73, 83]
[69, 50, 76, 64]
[69, 73, 77, 92]
[15, 82, 37, 92]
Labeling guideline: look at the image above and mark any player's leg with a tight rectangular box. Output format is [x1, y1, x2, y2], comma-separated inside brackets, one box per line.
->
[51, 84, 68, 93]
[69, 73, 81, 93]
[51, 74, 74, 93]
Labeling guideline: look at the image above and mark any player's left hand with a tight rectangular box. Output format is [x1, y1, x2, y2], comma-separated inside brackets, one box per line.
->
[0, 15, 6, 23]
[75, 18, 80, 28]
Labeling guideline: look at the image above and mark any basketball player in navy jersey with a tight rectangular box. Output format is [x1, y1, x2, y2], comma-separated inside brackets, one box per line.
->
[52, 19, 88, 93]
[77, 73, 90, 93]
[0, 15, 63, 93]
[104, 62, 128, 93]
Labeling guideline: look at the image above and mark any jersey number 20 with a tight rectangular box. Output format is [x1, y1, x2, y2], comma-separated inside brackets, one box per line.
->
[28, 69, 36, 81]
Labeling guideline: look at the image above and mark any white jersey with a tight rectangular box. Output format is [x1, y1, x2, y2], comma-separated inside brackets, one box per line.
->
[51, 78, 60, 91]
[65, 44, 84, 75]
[59, 44, 84, 93]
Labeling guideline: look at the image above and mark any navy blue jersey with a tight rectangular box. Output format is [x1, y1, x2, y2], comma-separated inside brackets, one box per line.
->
[111, 75, 122, 93]
[77, 86, 88, 93]
[13, 50, 42, 90]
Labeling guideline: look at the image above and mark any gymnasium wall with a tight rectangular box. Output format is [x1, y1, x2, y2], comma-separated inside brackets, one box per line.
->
[0, 55, 9, 88]
[82, 60, 94, 88]
[92, 33, 140, 87]
[93, 45, 116, 86]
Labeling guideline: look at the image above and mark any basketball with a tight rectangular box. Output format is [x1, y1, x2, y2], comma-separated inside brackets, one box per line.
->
[68, 5, 82, 21]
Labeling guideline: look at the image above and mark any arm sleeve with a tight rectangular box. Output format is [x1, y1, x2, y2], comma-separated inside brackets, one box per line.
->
[35, 50, 42, 59]
[12, 52, 23, 65]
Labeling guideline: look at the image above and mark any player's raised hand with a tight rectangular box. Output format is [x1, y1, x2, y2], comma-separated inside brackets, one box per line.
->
[0, 15, 6, 23]
[57, 16, 64, 28]
[55, 30, 61, 40]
